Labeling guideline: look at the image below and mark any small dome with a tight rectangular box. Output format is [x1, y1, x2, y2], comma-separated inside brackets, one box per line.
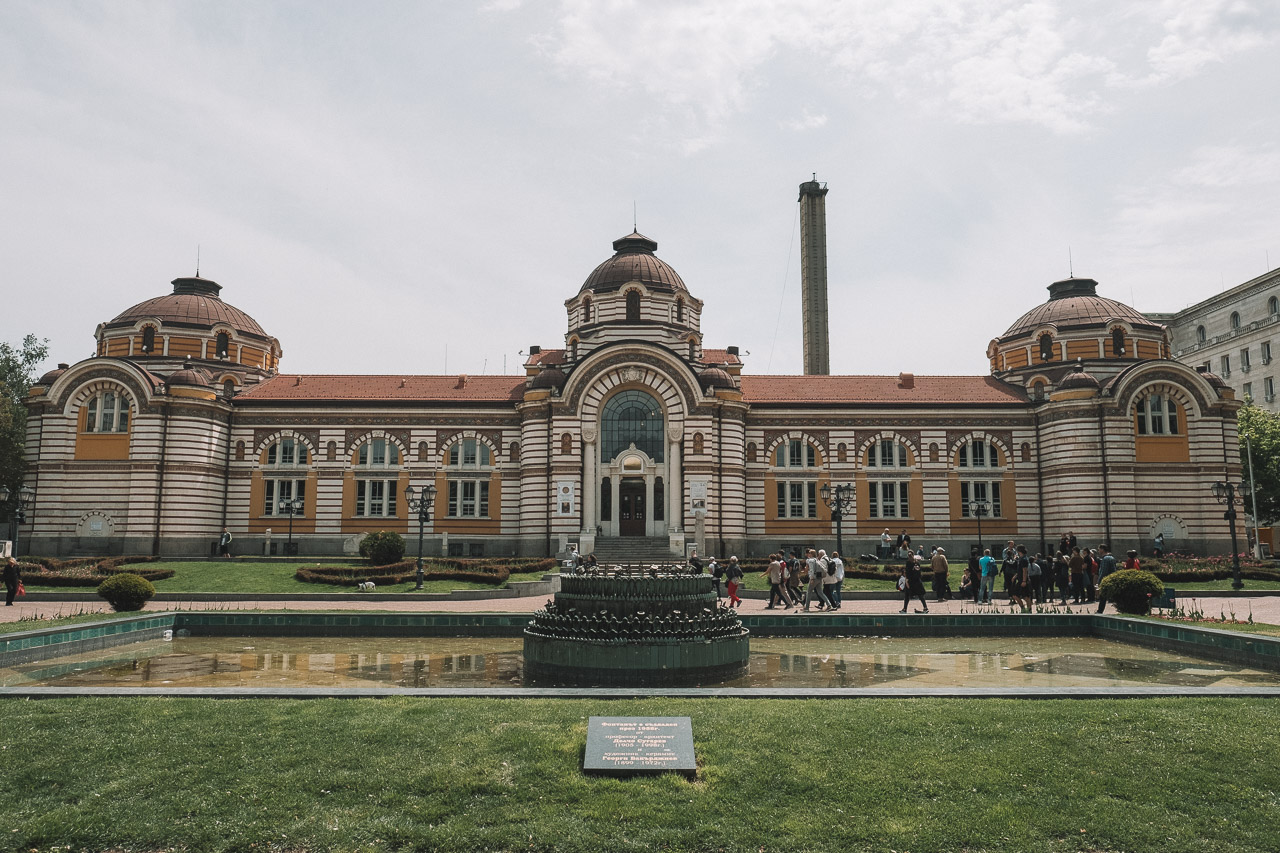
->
[580, 231, 688, 295]
[1058, 363, 1100, 390]
[698, 366, 734, 389]
[36, 363, 70, 385]
[529, 366, 567, 390]
[107, 276, 269, 338]
[1196, 368, 1230, 389]
[168, 361, 211, 387]
[1002, 278, 1161, 340]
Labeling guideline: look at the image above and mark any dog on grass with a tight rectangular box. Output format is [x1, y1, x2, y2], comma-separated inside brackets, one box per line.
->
[356, 581, 376, 591]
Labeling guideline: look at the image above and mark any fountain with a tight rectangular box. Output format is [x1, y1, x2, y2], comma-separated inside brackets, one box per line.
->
[522, 565, 750, 685]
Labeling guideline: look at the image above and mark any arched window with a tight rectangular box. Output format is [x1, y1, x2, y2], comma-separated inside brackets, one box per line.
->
[1038, 333, 1055, 362]
[957, 439, 1001, 468]
[675, 298, 684, 323]
[216, 332, 230, 359]
[688, 339, 696, 361]
[444, 437, 493, 518]
[1196, 325, 1207, 343]
[418, 441, 429, 462]
[1270, 296, 1279, 316]
[625, 290, 641, 323]
[692, 433, 704, 455]
[353, 438, 401, 517]
[83, 390, 130, 433]
[235, 440, 245, 461]
[928, 443, 939, 463]
[837, 443, 848, 464]
[1135, 392, 1181, 435]
[326, 440, 337, 461]
[262, 437, 309, 516]
[1111, 327, 1126, 356]
[1030, 381, 1046, 401]
[601, 389, 663, 461]
[582, 298, 592, 324]
[509, 441, 520, 462]
[774, 438, 816, 467]
[1020, 442, 1031, 463]
[865, 438, 908, 468]
[1231, 311, 1241, 330]
[560, 432, 573, 456]
[223, 379, 236, 399]
[141, 326, 156, 355]
[746, 442, 758, 463]
[570, 339, 579, 361]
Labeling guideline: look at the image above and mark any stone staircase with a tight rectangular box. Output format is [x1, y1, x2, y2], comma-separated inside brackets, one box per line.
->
[589, 536, 680, 567]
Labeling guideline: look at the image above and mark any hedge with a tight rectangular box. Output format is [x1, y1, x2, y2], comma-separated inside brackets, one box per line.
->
[19, 556, 174, 587]
[295, 558, 558, 588]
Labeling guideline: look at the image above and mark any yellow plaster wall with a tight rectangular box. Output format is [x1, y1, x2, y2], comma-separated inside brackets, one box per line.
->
[73, 406, 130, 460]
[1135, 435, 1190, 463]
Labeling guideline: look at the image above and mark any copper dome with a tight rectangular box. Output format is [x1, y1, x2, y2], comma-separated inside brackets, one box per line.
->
[579, 232, 687, 295]
[528, 366, 567, 390]
[1001, 278, 1161, 340]
[698, 366, 735, 389]
[1058, 363, 1101, 390]
[167, 361, 211, 387]
[106, 277, 270, 339]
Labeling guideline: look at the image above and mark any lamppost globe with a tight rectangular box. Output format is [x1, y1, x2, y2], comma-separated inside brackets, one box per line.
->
[0, 485, 9, 504]
[1211, 481, 1227, 500]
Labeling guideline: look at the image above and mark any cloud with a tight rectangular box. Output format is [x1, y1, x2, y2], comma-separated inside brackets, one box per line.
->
[527, 0, 1276, 145]
[781, 109, 827, 132]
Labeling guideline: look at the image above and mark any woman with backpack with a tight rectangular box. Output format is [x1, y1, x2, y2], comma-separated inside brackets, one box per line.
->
[899, 554, 929, 613]
[803, 549, 833, 611]
[724, 556, 744, 608]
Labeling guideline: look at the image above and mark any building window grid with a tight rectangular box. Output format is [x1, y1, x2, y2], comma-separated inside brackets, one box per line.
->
[960, 481, 1002, 517]
[866, 439, 908, 468]
[601, 389, 664, 462]
[775, 481, 818, 519]
[957, 440, 1000, 468]
[868, 481, 910, 519]
[447, 480, 490, 518]
[1221, 354, 1231, 378]
[264, 478, 307, 516]
[1241, 347, 1251, 372]
[447, 438, 491, 468]
[266, 438, 309, 467]
[774, 438, 817, 467]
[1263, 341, 1272, 365]
[1265, 377, 1275, 403]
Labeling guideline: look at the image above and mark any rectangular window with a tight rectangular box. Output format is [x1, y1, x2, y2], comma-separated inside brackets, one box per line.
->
[1244, 382, 1253, 401]
[100, 393, 116, 432]
[371, 440, 386, 466]
[1221, 354, 1231, 377]
[354, 479, 397, 517]
[85, 398, 97, 432]
[1242, 348, 1251, 370]
[356, 480, 366, 516]
[1150, 393, 1165, 434]
[447, 479, 489, 518]
[960, 482, 1002, 517]
[972, 442, 986, 467]
[369, 480, 385, 516]
[776, 481, 817, 518]
[869, 481, 909, 518]
[264, 479, 305, 516]
[265, 480, 275, 513]
[1263, 341, 1272, 364]
[281, 439, 295, 466]
[463, 439, 477, 467]
[358, 444, 368, 465]
[1266, 377, 1276, 401]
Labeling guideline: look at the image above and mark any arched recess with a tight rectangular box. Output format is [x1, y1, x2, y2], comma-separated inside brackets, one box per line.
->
[948, 432, 1012, 469]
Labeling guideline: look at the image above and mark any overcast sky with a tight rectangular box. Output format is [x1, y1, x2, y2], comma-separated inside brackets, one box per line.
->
[4, 1, 1279, 380]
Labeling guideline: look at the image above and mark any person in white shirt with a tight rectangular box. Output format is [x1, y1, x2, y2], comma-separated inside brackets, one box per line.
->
[823, 549, 843, 610]
[803, 549, 833, 611]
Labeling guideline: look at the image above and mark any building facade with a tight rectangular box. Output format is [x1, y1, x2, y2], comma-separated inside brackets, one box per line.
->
[23, 231, 1243, 561]
[1147, 267, 1280, 413]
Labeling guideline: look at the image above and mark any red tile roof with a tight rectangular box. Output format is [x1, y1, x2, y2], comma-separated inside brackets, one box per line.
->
[739, 375, 1028, 405]
[235, 374, 526, 403]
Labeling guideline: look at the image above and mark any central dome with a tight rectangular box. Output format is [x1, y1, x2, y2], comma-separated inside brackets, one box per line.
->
[107, 276, 269, 338]
[579, 231, 688, 295]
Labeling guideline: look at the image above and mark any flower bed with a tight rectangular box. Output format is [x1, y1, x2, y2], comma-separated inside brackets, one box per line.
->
[294, 557, 558, 588]
[17, 556, 174, 587]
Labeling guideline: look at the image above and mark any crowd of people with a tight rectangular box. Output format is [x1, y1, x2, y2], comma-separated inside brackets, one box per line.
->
[952, 535, 1137, 613]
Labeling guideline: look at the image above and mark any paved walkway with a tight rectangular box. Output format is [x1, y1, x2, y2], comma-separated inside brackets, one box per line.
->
[5, 590, 1279, 624]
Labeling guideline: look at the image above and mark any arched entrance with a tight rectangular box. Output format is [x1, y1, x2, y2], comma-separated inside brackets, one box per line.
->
[599, 390, 665, 538]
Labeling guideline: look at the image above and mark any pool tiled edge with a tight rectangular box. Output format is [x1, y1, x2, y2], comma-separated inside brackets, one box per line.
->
[0, 614, 176, 667]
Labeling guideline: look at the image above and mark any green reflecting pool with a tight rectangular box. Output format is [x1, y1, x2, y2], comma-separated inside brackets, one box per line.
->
[5, 635, 1278, 689]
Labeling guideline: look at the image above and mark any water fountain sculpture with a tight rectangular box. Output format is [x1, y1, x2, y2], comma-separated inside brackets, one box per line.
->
[523, 565, 750, 685]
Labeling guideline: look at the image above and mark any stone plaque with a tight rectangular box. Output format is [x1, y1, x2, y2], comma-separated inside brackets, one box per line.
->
[583, 716, 695, 778]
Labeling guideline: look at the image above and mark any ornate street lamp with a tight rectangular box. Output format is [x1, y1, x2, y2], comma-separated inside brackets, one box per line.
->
[1211, 480, 1251, 590]
[819, 482, 855, 556]
[967, 499, 992, 556]
[0, 485, 35, 558]
[276, 495, 304, 556]
[405, 484, 438, 590]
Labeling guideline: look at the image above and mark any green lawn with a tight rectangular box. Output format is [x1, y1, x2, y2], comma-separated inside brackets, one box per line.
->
[1, 697, 1277, 852]
[22, 561, 553, 595]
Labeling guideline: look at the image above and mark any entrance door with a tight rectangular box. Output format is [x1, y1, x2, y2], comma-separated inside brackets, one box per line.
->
[619, 480, 646, 536]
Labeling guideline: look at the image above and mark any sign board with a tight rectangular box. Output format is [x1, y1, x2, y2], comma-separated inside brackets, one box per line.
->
[583, 716, 695, 778]
[690, 479, 707, 512]
[556, 481, 576, 516]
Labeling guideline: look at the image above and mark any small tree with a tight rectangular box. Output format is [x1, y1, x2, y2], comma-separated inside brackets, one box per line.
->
[1239, 403, 1280, 525]
[97, 573, 156, 612]
[359, 530, 406, 566]
[0, 334, 50, 498]
[1098, 569, 1164, 615]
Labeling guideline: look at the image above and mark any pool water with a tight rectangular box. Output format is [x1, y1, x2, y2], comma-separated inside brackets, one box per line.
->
[6, 636, 1277, 689]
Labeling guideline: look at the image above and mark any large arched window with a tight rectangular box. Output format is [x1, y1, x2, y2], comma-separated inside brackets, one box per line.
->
[262, 437, 309, 516]
[1038, 333, 1055, 362]
[1111, 327, 1126, 356]
[625, 290, 641, 323]
[601, 389, 664, 461]
[1135, 392, 1181, 435]
[83, 390, 131, 433]
[216, 332, 230, 359]
[1231, 311, 1241, 330]
[140, 326, 156, 355]
[353, 438, 400, 517]
[1196, 325, 1207, 344]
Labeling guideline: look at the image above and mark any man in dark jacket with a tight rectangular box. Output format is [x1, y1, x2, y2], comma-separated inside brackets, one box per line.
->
[3, 557, 20, 606]
[1095, 544, 1118, 613]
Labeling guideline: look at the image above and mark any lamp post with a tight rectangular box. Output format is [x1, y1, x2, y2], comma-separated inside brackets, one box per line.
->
[276, 496, 304, 556]
[967, 499, 992, 556]
[404, 483, 437, 590]
[819, 482, 855, 556]
[0, 485, 35, 558]
[1211, 480, 1251, 590]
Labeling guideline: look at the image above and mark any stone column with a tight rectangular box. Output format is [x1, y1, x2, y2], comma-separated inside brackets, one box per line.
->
[667, 423, 683, 533]
[580, 426, 597, 553]
[644, 473, 655, 536]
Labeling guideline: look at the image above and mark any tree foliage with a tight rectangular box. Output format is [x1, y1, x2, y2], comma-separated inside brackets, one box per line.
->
[0, 334, 50, 495]
[1238, 403, 1280, 524]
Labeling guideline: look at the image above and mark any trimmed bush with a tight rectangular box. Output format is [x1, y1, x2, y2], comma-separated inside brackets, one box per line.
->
[96, 572, 156, 612]
[359, 531, 406, 566]
[294, 557, 559, 588]
[22, 557, 174, 587]
[1098, 569, 1165, 615]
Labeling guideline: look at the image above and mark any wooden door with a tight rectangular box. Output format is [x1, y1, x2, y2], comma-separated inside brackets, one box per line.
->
[619, 480, 646, 536]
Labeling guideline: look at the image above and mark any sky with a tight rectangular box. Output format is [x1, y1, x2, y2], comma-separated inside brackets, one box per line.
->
[3, 0, 1279, 380]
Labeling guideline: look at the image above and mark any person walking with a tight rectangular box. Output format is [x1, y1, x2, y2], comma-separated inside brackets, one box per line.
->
[822, 549, 841, 610]
[710, 557, 725, 599]
[1068, 547, 1086, 604]
[1095, 543, 1118, 613]
[900, 554, 929, 613]
[803, 549, 832, 611]
[724, 556, 744, 608]
[968, 549, 981, 603]
[1054, 550, 1071, 605]
[765, 554, 792, 609]
[3, 556, 21, 606]
[219, 527, 233, 558]
[978, 548, 998, 604]
[1009, 545, 1032, 612]
[785, 549, 804, 606]
[931, 547, 950, 601]
[828, 551, 845, 610]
